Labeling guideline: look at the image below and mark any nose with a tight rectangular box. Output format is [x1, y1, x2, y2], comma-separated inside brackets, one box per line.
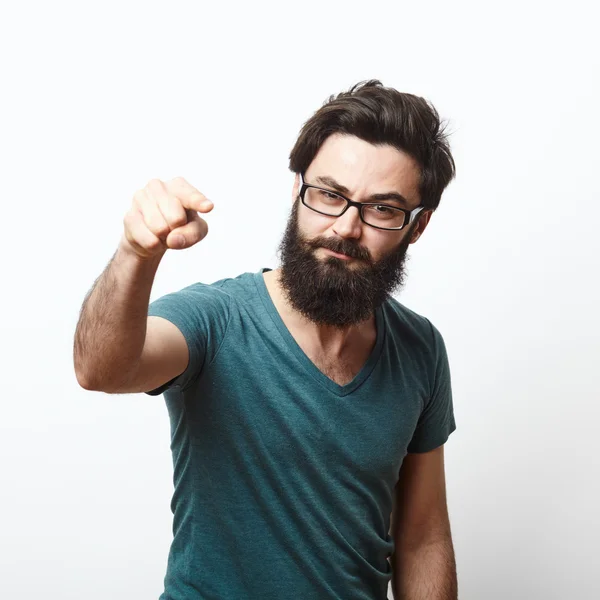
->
[332, 206, 363, 239]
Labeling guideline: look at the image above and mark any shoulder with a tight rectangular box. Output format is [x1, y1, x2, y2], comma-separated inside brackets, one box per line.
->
[154, 271, 256, 306]
[147, 273, 244, 328]
[381, 296, 444, 352]
[208, 271, 259, 295]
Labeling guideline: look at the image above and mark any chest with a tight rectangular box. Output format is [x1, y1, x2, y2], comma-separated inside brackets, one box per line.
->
[189, 360, 424, 492]
[302, 349, 365, 386]
[290, 327, 377, 387]
[183, 306, 430, 484]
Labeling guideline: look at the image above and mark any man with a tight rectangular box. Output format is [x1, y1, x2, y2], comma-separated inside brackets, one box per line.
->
[74, 80, 458, 600]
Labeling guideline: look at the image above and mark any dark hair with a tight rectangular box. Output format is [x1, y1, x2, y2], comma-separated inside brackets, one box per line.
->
[289, 80, 456, 211]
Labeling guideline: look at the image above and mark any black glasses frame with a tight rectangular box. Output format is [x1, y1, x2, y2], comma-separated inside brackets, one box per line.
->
[298, 173, 425, 231]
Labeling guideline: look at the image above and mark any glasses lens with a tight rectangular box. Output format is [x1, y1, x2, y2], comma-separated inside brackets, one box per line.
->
[362, 205, 406, 229]
[304, 187, 347, 216]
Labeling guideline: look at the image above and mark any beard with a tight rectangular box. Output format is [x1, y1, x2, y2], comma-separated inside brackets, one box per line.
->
[277, 201, 413, 328]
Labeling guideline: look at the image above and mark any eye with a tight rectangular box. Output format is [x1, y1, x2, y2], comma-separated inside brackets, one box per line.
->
[319, 190, 343, 202]
[372, 204, 395, 214]
[363, 204, 400, 221]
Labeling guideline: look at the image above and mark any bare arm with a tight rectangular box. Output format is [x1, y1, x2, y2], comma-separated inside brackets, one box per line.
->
[73, 240, 165, 392]
[392, 538, 456, 600]
[73, 176, 212, 393]
[391, 446, 458, 600]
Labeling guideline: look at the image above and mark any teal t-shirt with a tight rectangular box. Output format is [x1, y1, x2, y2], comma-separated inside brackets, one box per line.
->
[146, 268, 456, 600]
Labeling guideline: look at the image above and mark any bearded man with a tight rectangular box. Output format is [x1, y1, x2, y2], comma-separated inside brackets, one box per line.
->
[74, 79, 459, 600]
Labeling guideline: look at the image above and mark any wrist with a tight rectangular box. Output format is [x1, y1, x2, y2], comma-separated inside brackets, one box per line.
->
[116, 236, 165, 273]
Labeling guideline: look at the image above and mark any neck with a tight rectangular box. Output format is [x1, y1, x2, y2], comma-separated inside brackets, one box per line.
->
[263, 268, 376, 357]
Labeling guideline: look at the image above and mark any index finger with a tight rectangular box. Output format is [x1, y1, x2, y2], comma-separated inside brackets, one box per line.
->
[166, 176, 214, 213]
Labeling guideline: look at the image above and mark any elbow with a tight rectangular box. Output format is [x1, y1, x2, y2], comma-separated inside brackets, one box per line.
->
[74, 359, 102, 391]
[75, 367, 97, 391]
[74, 366, 136, 394]
[74, 349, 94, 390]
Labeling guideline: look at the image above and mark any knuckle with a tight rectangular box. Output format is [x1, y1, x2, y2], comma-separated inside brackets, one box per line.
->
[146, 236, 162, 250]
[166, 211, 187, 229]
[166, 177, 188, 196]
[153, 222, 171, 238]
[146, 178, 164, 193]
[132, 189, 146, 206]
[123, 209, 138, 227]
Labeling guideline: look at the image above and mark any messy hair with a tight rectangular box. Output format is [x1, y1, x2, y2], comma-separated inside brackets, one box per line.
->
[289, 80, 456, 210]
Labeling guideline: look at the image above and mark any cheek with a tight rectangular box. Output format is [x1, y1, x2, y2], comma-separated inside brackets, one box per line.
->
[368, 232, 405, 261]
[299, 207, 332, 237]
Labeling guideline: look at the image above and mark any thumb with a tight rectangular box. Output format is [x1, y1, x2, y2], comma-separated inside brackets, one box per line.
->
[165, 211, 209, 249]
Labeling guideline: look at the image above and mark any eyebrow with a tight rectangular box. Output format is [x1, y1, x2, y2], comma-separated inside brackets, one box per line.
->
[314, 175, 411, 206]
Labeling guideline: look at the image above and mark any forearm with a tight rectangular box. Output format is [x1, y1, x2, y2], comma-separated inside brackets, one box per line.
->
[73, 237, 164, 390]
[391, 538, 457, 600]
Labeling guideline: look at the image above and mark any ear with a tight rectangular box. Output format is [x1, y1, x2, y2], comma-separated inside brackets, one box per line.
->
[292, 173, 300, 203]
[409, 210, 433, 244]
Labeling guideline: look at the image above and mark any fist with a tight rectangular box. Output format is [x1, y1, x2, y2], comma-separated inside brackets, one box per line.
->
[122, 177, 213, 259]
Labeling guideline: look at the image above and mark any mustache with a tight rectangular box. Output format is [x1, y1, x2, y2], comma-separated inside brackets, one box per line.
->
[305, 236, 372, 262]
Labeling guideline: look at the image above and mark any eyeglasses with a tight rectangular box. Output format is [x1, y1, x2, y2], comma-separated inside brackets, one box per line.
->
[298, 174, 425, 231]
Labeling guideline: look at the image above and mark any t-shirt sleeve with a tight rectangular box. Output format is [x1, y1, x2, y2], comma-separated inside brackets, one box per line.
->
[407, 319, 457, 453]
[144, 281, 231, 396]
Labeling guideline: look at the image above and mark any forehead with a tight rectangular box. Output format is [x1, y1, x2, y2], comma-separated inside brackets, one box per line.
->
[306, 133, 421, 203]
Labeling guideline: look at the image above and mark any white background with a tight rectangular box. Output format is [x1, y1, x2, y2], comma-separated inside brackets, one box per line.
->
[1, 1, 598, 598]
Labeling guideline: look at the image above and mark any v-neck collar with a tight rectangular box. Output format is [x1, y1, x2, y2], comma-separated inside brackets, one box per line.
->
[253, 268, 386, 397]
